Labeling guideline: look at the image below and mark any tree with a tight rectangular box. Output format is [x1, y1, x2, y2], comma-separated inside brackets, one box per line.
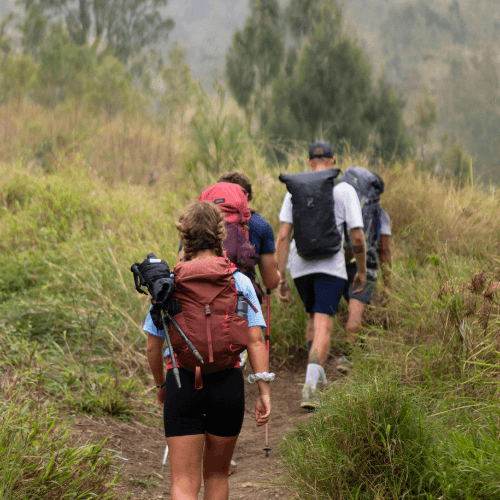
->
[19, 0, 174, 64]
[264, 1, 411, 160]
[0, 53, 38, 104]
[285, 0, 323, 41]
[185, 83, 247, 179]
[35, 22, 95, 106]
[368, 78, 412, 160]
[265, 3, 371, 151]
[439, 47, 500, 184]
[156, 42, 199, 166]
[86, 55, 133, 118]
[1, 13, 14, 58]
[226, 0, 284, 129]
[21, 3, 47, 58]
[414, 88, 438, 157]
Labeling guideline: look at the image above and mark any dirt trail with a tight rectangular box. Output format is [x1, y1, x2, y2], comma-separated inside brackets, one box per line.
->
[75, 358, 341, 499]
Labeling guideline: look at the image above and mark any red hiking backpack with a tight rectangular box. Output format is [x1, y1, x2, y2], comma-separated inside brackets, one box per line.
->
[167, 257, 250, 389]
[198, 183, 257, 278]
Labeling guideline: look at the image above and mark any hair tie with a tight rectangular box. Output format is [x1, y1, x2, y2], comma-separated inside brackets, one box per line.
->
[200, 240, 213, 250]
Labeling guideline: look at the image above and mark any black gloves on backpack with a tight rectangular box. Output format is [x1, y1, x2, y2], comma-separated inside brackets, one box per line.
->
[150, 299, 182, 331]
[131, 253, 175, 323]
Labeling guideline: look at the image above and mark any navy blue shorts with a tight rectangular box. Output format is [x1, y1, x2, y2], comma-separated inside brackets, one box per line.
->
[342, 264, 376, 305]
[163, 367, 244, 438]
[293, 273, 346, 316]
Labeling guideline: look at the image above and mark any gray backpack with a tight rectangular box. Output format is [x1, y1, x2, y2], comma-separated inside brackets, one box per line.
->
[340, 166, 384, 269]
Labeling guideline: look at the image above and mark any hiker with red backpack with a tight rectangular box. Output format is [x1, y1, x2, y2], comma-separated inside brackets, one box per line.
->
[216, 171, 281, 296]
[179, 172, 280, 300]
[277, 141, 367, 410]
[143, 201, 271, 500]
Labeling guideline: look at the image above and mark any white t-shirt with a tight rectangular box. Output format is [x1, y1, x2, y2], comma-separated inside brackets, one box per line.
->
[380, 208, 391, 236]
[279, 181, 363, 280]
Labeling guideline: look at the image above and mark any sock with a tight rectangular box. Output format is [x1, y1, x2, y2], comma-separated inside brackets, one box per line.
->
[305, 363, 326, 390]
[307, 341, 312, 353]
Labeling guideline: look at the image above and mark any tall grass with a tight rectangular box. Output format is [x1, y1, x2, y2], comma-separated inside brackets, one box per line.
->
[0, 391, 119, 499]
[280, 374, 437, 500]
[2, 98, 500, 498]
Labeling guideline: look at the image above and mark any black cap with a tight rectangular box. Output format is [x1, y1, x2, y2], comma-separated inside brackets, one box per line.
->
[309, 141, 334, 159]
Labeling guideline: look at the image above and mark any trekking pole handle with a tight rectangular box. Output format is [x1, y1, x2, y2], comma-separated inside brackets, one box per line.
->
[167, 313, 204, 364]
[160, 310, 181, 389]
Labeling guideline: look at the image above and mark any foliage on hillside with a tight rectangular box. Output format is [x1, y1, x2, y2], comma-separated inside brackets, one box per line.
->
[1, 97, 500, 496]
[226, 0, 411, 160]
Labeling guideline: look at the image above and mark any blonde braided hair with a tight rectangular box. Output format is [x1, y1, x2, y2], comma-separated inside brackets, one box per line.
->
[176, 201, 226, 261]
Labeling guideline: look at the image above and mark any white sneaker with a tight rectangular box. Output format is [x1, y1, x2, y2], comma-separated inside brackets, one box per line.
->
[300, 384, 322, 411]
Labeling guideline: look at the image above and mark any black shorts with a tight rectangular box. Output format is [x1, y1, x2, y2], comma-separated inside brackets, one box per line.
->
[163, 367, 245, 438]
[293, 273, 346, 316]
[342, 264, 376, 305]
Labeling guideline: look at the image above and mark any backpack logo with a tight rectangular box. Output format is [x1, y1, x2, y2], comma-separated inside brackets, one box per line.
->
[214, 198, 225, 204]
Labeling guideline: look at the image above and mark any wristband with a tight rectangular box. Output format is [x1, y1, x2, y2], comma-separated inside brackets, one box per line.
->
[156, 382, 166, 389]
[247, 372, 275, 383]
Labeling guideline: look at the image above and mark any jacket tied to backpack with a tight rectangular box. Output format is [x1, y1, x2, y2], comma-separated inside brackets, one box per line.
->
[167, 257, 250, 389]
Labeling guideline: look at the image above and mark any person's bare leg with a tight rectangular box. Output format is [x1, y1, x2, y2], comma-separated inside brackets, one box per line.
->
[346, 298, 365, 343]
[167, 434, 205, 500]
[302, 312, 333, 405]
[306, 313, 314, 352]
[308, 312, 333, 366]
[203, 433, 239, 500]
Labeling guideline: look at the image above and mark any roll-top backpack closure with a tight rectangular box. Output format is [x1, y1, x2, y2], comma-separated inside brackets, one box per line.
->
[279, 169, 342, 260]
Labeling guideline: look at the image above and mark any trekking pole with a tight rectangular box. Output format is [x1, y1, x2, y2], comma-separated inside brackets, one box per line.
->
[159, 310, 182, 389]
[160, 444, 169, 475]
[264, 288, 271, 458]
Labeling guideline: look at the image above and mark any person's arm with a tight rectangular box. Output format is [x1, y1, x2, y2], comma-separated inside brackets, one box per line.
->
[147, 334, 166, 406]
[258, 253, 280, 290]
[349, 227, 367, 294]
[276, 222, 293, 302]
[378, 234, 392, 291]
[246, 325, 271, 426]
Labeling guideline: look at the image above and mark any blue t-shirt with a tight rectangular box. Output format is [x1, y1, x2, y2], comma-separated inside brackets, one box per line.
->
[248, 212, 276, 261]
[143, 270, 266, 339]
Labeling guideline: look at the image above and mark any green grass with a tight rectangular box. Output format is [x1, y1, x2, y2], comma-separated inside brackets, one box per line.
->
[280, 374, 438, 500]
[1, 100, 500, 498]
[0, 391, 119, 499]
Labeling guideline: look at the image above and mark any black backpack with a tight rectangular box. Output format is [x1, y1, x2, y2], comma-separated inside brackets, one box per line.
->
[340, 166, 384, 269]
[279, 169, 342, 260]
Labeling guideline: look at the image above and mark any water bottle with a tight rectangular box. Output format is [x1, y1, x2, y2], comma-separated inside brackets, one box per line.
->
[235, 293, 248, 320]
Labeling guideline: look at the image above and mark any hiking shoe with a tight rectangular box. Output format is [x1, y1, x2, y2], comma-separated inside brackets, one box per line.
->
[300, 384, 322, 411]
[228, 459, 238, 476]
[336, 355, 354, 376]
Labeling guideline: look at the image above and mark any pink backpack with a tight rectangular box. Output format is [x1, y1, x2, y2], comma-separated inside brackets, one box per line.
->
[198, 182, 257, 277]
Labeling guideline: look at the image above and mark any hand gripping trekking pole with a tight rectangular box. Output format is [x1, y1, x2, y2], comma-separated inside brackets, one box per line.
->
[264, 288, 271, 458]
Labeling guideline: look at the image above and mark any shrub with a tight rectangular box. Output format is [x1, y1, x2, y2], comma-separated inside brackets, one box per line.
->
[280, 375, 438, 499]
